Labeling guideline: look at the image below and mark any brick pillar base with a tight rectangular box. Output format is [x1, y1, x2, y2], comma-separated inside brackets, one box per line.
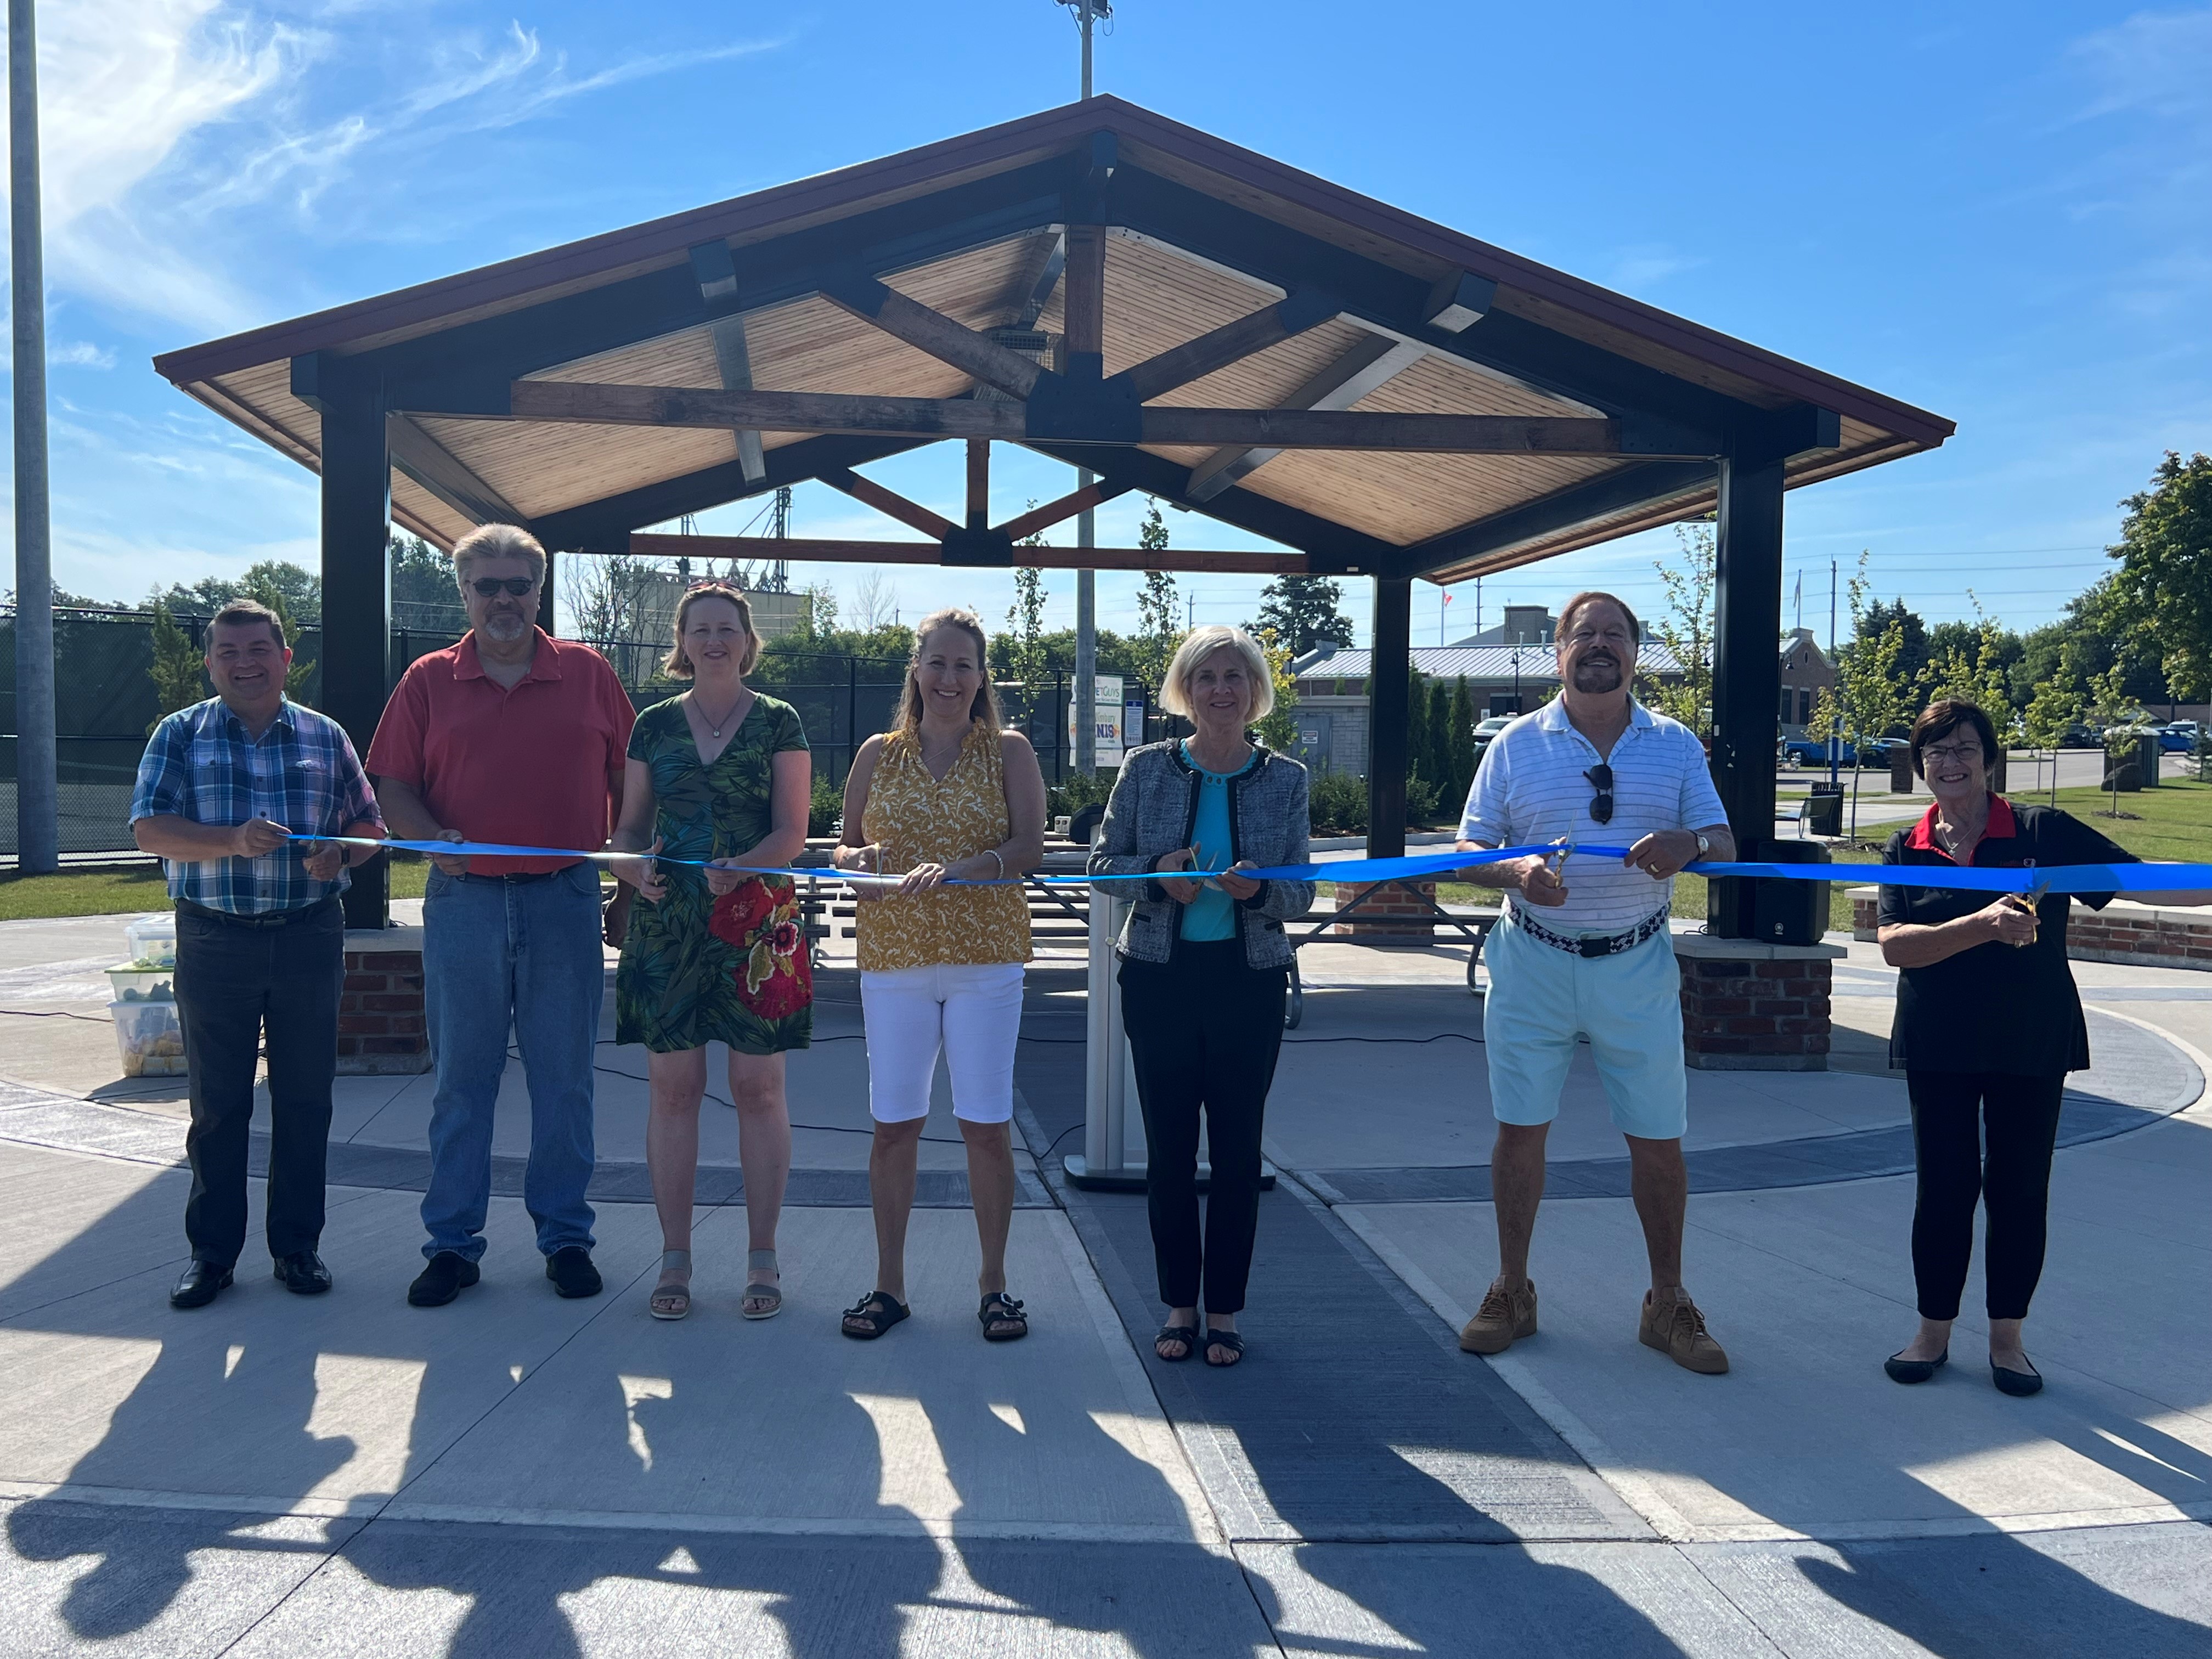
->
[340, 926, 431, 1075]
[1333, 879, 1437, 944]
[1673, 934, 1842, 1071]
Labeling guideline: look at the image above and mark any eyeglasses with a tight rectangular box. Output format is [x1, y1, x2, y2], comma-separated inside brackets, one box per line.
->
[1922, 741, 1983, 764]
[470, 577, 536, 597]
[1585, 763, 1615, 824]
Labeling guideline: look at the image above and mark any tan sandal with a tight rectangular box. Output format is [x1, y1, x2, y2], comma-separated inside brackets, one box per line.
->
[648, 1250, 691, 1321]
[742, 1248, 782, 1320]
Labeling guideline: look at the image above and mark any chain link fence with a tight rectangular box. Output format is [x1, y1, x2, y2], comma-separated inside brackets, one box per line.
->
[3, 612, 1150, 855]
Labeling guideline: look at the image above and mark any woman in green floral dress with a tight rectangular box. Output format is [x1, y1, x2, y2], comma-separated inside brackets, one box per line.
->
[610, 584, 811, 1323]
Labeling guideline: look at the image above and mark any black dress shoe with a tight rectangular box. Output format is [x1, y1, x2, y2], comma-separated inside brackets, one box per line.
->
[408, 1250, 481, 1308]
[545, 1245, 602, 1299]
[1992, 1357, 2044, 1397]
[170, 1260, 233, 1309]
[1884, 1347, 1948, 1385]
[273, 1250, 332, 1295]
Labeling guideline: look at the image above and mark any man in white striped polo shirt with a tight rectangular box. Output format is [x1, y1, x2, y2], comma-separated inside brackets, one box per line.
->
[1453, 591, 1737, 1374]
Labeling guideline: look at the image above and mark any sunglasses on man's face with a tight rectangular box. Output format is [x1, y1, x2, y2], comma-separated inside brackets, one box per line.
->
[1585, 763, 1615, 824]
[471, 577, 536, 597]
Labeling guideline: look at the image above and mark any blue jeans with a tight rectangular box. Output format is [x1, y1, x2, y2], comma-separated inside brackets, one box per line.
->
[420, 862, 603, 1261]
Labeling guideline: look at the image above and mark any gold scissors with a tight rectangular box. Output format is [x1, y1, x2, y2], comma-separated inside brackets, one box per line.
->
[2002, 864, 2048, 949]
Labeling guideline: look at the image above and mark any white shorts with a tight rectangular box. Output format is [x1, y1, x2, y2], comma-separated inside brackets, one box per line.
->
[1482, 909, 1689, 1141]
[860, 962, 1025, 1125]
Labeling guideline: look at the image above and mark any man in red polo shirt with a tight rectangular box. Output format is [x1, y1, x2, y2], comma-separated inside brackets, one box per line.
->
[367, 523, 635, 1308]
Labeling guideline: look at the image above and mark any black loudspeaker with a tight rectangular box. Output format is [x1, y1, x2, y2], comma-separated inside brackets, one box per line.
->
[1711, 836, 1830, 946]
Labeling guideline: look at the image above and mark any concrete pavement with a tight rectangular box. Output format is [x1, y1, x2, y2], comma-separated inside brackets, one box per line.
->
[0, 910, 2207, 1654]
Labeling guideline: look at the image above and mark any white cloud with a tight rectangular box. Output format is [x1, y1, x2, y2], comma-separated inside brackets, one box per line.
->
[2, 4, 785, 334]
[1608, 244, 1704, 292]
[48, 340, 116, 368]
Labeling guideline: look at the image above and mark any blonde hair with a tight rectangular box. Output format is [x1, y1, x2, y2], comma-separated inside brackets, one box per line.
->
[1160, 625, 1275, 722]
[662, 582, 761, 678]
[896, 608, 1002, 734]
[451, 522, 546, 588]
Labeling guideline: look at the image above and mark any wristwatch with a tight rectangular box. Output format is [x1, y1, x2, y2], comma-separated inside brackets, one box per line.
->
[1692, 832, 1711, 859]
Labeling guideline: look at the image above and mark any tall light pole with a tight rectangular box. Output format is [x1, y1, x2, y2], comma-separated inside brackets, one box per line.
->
[1058, 0, 1108, 774]
[10, 0, 56, 873]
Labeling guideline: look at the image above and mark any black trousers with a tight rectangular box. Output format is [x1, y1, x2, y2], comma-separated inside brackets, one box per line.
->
[173, 898, 345, 1266]
[1119, 940, 1286, 1314]
[1906, 1069, 2067, 1322]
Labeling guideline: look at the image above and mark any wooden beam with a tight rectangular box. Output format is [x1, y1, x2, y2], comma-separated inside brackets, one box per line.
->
[1114, 287, 1338, 404]
[995, 478, 1132, 543]
[1186, 334, 1423, 502]
[821, 273, 1043, 400]
[504, 381, 1659, 454]
[1063, 224, 1106, 375]
[385, 413, 527, 526]
[816, 467, 957, 540]
[510, 380, 1022, 438]
[706, 315, 768, 485]
[627, 533, 1307, 576]
[966, 438, 989, 529]
[1424, 270, 1496, 332]
[1011, 233, 1065, 329]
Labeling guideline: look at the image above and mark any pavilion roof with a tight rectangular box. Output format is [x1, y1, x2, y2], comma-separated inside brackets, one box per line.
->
[152, 97, 1952, 583]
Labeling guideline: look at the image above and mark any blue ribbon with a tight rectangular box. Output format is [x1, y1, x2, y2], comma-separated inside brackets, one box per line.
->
[283, 834, 2211, 896]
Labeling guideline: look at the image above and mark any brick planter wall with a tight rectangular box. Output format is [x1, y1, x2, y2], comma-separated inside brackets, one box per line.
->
[1331, 879, 1437, 943]
[1849, 885, 2212, 972]
[1672, 934, 1843, 1071]
[340, 926, 431, 1074]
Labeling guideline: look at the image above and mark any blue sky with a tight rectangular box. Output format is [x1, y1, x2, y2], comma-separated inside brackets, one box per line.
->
[6, 1, 2208, 650]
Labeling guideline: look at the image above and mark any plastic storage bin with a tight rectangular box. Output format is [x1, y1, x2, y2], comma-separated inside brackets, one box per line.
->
[123, 913, 177, 969]
[112, 998, 187, 1077]
[105, 965, 176, 1002]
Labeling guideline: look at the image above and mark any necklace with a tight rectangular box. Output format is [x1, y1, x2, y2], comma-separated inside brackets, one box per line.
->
[691, 689, 746, 740]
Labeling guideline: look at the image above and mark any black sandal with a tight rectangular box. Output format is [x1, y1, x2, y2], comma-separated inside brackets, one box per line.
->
[1154, 1323, 1199, 1362]
[978, 1291, 1028, 1342]
[841, 1291, 911, 1340]
[1203, 1328, 1245, 1367]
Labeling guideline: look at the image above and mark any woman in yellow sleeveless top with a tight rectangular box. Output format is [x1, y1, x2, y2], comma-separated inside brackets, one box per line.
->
[831, 609, 1045, 1342]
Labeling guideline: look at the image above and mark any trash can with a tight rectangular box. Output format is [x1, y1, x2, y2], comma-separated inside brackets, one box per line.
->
[1805, 785, 1843, 837]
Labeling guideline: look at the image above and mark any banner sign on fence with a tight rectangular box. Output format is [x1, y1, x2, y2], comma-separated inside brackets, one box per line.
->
[1068, 674, 1125, 768]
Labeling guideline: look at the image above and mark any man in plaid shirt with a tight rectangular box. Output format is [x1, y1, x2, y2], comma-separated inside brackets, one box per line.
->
[131, 599, 384, 1310]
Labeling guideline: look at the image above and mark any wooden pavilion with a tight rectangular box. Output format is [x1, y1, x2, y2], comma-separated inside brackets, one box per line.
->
[151, 97, 1953, 929]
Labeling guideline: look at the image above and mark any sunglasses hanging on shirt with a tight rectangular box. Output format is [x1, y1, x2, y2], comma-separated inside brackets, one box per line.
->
[1585, 763, 1615, 825]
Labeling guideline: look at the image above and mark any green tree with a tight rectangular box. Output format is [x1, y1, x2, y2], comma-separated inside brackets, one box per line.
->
[1132, 499, 1181, 696]
[1918, 598, 2016, 732]
[2085, 664, 2154, 816]
[1813, 557, 1918, 837]
[145, 601, 205, 730]
[1859, 597, 1929, 689]
[2107, 451, 2212, 704]
[390, 533, 469, 634]
[244, 572, 317, 704]
[1250, 625, 1299, 753]
[152, 560, 321, 625]
[1250, 574, 1353, 657]
[1447, 677, 1476, 808]
[2019, 669, 2080, 807]
[1003, 567, 1049, 693]
[1646, 522, 1715, 733]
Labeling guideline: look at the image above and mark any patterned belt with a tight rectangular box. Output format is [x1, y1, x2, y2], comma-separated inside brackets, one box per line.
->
[1509, 902, 1669, 959]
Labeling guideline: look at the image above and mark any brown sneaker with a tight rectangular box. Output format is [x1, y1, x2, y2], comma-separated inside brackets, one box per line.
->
[1639, 1286, 1728, 1374]
[1459, 1278, 1537, 1354]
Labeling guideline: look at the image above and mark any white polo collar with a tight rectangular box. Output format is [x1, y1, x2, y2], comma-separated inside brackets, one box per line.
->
[1536, 697, 1653, 736]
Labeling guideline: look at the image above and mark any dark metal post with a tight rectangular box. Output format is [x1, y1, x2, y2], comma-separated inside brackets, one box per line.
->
[848, 656, 858, 786]
[1367, 574, 1413, 858]
[1711, 452, 1786, 934]
[10, 0, 57, 873]
[320, 390, 391, 929]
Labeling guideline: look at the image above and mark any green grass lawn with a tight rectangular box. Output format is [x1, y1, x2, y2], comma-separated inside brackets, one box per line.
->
[0, 865, 173, 922]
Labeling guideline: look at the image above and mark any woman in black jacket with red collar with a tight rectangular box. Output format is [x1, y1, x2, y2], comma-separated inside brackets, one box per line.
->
[1877, 699, 2208, 1396]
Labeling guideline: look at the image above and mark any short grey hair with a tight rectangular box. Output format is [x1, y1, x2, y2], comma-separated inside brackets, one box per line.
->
[1160, 625, 1276, 723]
[451, 522, 546, 590]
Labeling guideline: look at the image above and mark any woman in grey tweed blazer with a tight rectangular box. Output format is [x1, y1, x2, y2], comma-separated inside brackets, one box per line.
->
[1089, 627, 1316, 1369]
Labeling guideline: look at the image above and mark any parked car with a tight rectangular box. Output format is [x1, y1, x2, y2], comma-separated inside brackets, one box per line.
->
[2060, 723, 2102, 749]
[1471, 715, 1515, 765]
[1781, 737, 1852, 767]
[2155, 723, 2199, 753]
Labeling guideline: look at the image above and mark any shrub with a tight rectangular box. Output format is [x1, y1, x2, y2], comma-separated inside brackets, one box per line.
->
[809, 773, 843, 837]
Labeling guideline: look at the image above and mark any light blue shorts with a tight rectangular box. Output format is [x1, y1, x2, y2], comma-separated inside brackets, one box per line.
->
[1482, 907, 1689, 1141]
